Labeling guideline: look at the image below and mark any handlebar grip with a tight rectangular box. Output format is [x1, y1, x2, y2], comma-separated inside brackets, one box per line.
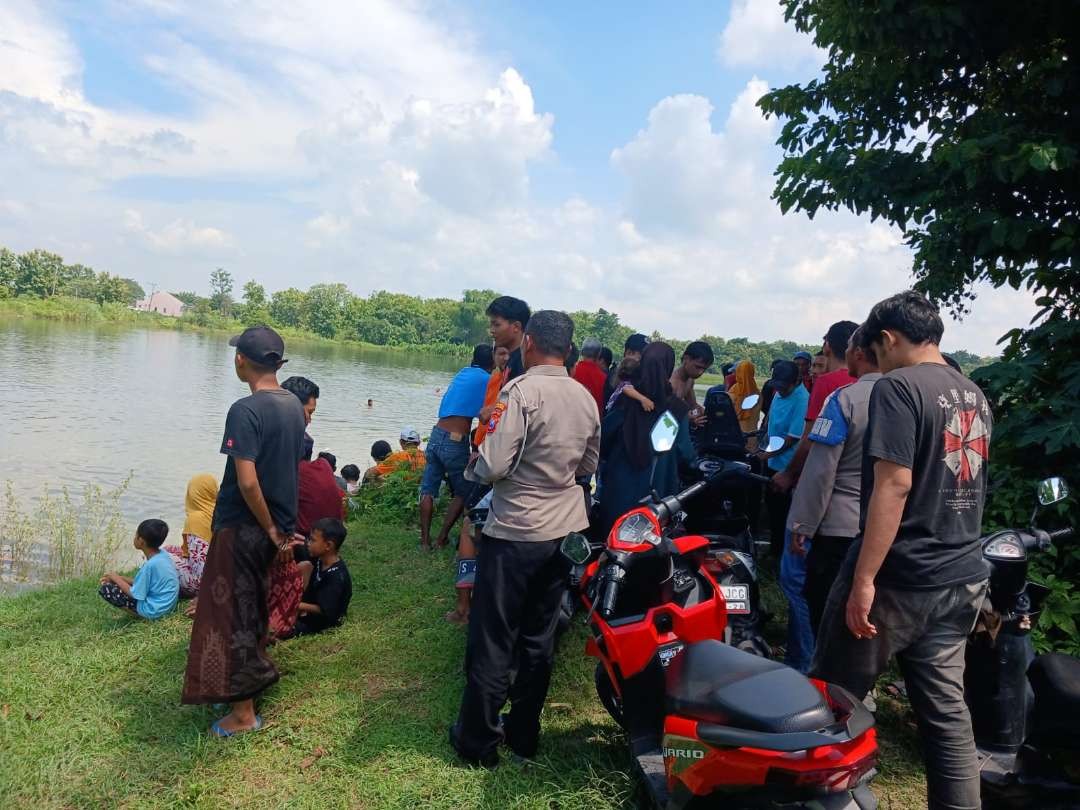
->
[1049, 527, 1074, 541]
[745, 472, 772, 483]
[599, 577, 621, 618]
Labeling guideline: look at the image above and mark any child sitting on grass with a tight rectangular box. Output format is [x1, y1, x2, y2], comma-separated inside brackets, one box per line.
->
[99, 519, 180, 620]
[605, 356, 655, 413]
[290, 517, 352, 637]
[340, 464, 361, 494]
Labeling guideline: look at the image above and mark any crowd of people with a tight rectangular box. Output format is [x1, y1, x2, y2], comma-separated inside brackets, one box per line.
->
[95, 289, 991, 809]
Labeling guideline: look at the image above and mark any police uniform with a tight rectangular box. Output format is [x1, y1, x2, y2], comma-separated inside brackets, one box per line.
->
[451, 363, 600, 764]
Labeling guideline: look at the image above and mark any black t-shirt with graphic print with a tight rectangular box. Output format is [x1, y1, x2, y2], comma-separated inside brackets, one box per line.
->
[213, 388, 307, 534]
[858, 362, 992, 589]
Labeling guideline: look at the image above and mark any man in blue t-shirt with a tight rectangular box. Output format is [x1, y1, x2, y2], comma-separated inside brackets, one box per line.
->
[419, 344, 496, 550]
[757, 360, 810, 558]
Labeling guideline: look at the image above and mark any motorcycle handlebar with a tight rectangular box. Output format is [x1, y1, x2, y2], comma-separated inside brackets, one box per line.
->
[598, 565, 626, 618]
[1049, 527, 1074, 542]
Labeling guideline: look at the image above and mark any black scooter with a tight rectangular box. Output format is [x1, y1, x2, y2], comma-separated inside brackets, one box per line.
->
[679, 388, 772, 655]
[965, 475, 1079, 807]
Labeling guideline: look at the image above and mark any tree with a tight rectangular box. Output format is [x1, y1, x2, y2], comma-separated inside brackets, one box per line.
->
[269, 288, 308, 329]
[0, 248, 18, 298]
[305, 283, 353, 338]
[15, 249, 66, 298]
[242, 280, 266, 308]
[120, 278, 144, 305]
[758, 0, 1080, 650]
[62, 264, 97, 299]
[209, 268, 234, 316]
[93, 272, 130, 305]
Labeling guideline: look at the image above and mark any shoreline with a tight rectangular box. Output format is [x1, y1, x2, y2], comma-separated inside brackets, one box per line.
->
[0, 296, 473, 358]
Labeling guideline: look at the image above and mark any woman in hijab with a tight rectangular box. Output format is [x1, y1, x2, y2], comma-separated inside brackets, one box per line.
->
[597, 342, 696, 539]
[727, 359, 762, 449]
[165, 473, 218, 599]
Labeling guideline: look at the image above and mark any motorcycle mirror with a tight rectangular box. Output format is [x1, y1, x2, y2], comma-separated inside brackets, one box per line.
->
[560, 532, 592, 565]
[1037, 477, 1069, 507]
[741, 393, 760, 410]
[650, 411, 680, 454]
[762, 435, 785, 454]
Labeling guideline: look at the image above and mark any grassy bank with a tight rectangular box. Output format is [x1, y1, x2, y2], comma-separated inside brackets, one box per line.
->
[0, 516, 927, 808]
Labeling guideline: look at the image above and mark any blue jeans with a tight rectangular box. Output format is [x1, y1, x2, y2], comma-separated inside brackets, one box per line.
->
[780, 530, 814, 673]
[419, 426, 469, 500]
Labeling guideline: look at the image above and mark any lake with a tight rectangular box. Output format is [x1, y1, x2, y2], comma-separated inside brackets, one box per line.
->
[0, 318, 460, 551]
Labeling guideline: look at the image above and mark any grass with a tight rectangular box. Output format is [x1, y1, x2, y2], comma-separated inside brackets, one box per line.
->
[0, 515, 928, 809]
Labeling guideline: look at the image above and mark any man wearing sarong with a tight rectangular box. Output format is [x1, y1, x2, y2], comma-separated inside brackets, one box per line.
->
[182, 326, 306, 737]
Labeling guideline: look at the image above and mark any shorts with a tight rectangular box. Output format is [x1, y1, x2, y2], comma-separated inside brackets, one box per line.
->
[419, 425, 469, 499]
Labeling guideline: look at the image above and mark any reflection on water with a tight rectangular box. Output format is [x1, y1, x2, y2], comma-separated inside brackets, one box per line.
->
[0, 319, 460, 552]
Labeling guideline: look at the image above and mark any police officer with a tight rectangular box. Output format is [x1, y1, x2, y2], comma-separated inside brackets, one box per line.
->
[449, 310, 601, 767]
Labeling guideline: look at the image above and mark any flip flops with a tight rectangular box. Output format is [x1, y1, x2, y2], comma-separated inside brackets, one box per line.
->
[210, 714, 264, 738]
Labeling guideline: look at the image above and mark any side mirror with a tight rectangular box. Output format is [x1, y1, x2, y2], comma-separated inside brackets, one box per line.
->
[1037, 477, 1069, 507]
[762, 436, 785, 454]
[560, 532, 592, 565]
[650, 410, 680, 454]
[740, 393, 760, 410]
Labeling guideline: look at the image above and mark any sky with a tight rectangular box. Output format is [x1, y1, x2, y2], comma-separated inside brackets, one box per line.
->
[0, 0, 1037, 354]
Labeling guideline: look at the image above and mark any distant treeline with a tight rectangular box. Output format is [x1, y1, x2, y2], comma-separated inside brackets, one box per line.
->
[0, 246, 992, 373]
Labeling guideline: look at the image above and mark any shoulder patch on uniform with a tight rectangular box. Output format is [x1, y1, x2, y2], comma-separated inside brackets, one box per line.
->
[808, 392, 848, 446]
[487, 401, 507, 433]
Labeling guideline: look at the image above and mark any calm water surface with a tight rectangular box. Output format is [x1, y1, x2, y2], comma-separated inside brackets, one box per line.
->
[0, 319, 460, 534]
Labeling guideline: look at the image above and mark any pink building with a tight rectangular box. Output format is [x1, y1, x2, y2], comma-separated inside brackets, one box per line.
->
[135, 291, 186, 317]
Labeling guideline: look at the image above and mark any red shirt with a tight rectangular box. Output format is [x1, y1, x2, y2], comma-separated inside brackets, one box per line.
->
[806, 367, 857, 422]
[296, 458, 344, 536]
[572, 359, 608, 414]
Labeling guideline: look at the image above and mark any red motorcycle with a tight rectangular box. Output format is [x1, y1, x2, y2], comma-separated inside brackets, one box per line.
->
[562, 412, 878, 809]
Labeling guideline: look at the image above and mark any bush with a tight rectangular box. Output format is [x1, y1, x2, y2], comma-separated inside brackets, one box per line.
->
[1, 477, 132, 588]
[975, 317, 1080, 654]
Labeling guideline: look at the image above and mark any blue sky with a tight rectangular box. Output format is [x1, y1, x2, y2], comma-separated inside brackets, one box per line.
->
[0, 0, 1033, 353]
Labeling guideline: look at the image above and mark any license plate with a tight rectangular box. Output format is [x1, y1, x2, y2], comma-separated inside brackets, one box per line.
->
[721, 584, 749, 614]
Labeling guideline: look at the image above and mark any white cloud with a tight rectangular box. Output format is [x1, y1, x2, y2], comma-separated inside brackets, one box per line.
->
[717, 0, 825, 70]
[124, 210, 233, 253]
[0, 1, 1038, 355]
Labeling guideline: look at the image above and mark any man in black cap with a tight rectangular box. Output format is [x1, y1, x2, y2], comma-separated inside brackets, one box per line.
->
[182, 325, 307, 736]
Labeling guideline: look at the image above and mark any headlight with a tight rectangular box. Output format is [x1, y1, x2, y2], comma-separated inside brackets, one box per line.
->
[615, 512, 661, 546]
[984, 533, 1024, 560]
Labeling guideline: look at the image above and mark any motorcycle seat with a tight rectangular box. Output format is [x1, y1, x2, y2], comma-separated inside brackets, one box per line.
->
[1029, 653, 1080, 736]
[665, 640, 833, 734]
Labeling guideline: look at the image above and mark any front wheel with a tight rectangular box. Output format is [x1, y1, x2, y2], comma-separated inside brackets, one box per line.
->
[595, 662, 625, 728]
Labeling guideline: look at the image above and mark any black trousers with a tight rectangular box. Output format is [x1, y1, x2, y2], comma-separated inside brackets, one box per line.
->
[803, 534, 854, 638]
[763, 481, 793, 559]
[453, 535, 568, 761]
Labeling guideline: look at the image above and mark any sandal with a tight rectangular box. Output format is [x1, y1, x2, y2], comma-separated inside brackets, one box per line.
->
[210, 714, 264, 738]
[444, 609, 468, 626]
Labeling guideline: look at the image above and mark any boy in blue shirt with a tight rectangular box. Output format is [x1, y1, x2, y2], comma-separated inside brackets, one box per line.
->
[99, 519, 180, 620]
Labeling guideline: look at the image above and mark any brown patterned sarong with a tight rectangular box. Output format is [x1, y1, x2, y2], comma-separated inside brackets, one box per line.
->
[182, 524, 279, 704]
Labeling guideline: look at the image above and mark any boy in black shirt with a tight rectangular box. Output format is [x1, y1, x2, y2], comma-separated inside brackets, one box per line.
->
[811, 292, 991, 810]
[294, 518, 352, 636]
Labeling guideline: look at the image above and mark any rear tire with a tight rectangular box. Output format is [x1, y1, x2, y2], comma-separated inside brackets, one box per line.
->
[595, 662, 625, 728]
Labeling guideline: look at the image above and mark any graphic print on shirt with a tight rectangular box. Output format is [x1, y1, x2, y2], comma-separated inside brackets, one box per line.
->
[938, 387, 991, 513]
[943, 406, 990, 483]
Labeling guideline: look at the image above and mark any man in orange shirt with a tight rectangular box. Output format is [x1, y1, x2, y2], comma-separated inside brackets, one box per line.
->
[366, 427, 426, 481]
